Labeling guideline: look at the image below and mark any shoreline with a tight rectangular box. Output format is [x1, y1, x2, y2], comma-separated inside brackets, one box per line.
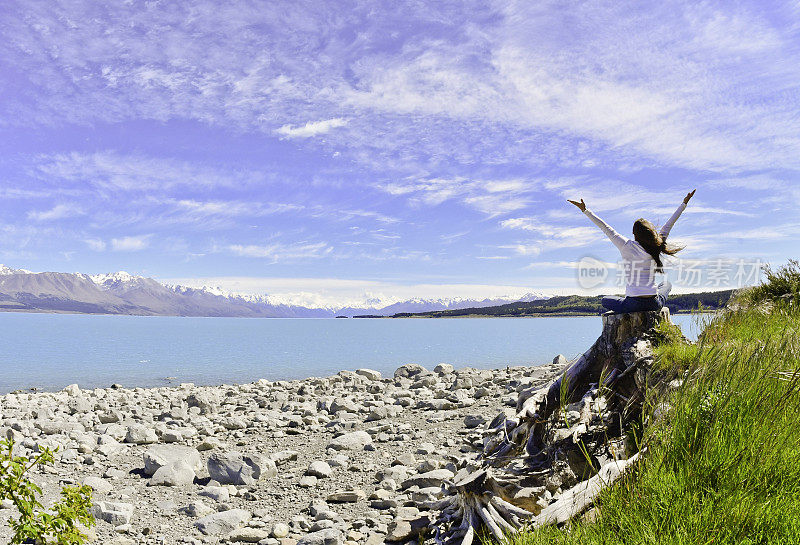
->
[0, 360, 568, 543]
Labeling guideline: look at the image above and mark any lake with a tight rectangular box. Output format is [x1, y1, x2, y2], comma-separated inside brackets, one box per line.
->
[0, 313, 703, 394]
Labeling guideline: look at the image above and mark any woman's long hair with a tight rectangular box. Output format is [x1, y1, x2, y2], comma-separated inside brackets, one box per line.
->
[633, 218, 683, 272]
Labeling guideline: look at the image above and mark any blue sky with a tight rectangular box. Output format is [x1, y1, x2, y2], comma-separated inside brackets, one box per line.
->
[1, 0, 798, 306]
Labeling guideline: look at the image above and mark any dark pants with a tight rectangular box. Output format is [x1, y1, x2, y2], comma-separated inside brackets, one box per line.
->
[601, 281, 671, 314]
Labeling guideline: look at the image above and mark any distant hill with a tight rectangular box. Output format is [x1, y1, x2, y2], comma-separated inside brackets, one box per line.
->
[389, 290, 735, 318]
[0, 265, 548, 318]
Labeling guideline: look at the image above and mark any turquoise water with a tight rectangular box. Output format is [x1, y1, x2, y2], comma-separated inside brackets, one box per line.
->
[0, 313, 702, 393]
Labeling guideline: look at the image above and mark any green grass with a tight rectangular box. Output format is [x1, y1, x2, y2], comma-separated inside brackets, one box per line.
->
[506, 263, 800, 545]
[739, 259, 800, 306]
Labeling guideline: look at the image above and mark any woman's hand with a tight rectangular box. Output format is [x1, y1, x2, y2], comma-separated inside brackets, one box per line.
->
[567, 199, 586, 212]
[683, 189, 696, 204]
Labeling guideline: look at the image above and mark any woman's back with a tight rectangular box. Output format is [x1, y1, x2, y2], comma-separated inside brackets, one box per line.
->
[617, 238, 659, 296]
[576, 199, 689, 296]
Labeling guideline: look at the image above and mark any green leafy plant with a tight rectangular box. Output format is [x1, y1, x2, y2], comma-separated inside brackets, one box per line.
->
[738, 259, 800, 306]
[0, 439, 94, 544]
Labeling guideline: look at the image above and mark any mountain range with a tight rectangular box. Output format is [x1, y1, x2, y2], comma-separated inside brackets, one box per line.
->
[0, 265, 547, 318]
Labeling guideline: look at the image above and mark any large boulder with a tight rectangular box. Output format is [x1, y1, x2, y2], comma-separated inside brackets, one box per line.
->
[401, 469, 454, 489]
[194, 508, 252, 535]
[143, 445, 203, 476]
[355, 368, 382, 381]
[327, 430, 372, 451]
[149, 460, 196, 486]
[394, 363, 428, 379]
[91, 501, 133, 526]
[297, 528, 342, 545]
[124, 424, 157, 445]
[207, 451, 277, 485]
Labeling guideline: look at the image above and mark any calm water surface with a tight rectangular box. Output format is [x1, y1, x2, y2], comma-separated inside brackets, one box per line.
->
[0, 313, 702, 393]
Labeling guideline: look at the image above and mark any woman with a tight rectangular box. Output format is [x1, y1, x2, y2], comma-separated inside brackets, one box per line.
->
[568, 189, 695, 313]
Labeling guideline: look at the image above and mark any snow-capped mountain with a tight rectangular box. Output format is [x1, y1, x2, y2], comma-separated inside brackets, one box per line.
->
[0, 264, 549, 317]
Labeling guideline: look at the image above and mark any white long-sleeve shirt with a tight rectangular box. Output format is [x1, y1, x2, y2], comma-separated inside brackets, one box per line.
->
[582, 203, 686, 296]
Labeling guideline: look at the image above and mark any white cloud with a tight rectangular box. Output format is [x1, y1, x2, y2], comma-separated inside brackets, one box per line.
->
[174, 199, 302, 217]
[35, 152, 261, 192]
[227, 242, 332, 261]
[381, 177, 539, 217]
[85, 238, 107, 251]
[27, 203, 84, 221]
[111, 235, 152, 252]
[275, 118, 348, 139]
[5, 0, 800, 175]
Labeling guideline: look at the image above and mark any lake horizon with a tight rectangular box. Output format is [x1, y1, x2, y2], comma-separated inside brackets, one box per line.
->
[0, 312, 703, 394]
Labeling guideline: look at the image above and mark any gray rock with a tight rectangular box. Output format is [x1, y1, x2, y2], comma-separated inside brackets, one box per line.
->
[327, 431, 372, 451]
[355, 369, 382, 381]
[553, 354, 568, 366]
[198, 485, 230, 502]
[149, 460, 196, 486]
[194, 508, 252, 535]
[385, 516, 429, 542]
[365, 405, 401, 422]
[63, 383, 81, 396]
[228, 527, 272, 542]
[82, 476, 112, 495]
[179, 500, 215, 518]
[124, 424, 157, 444]
[463, 414, 486, 429]
[186, 391, 219, 414]
[270, 449, 300, 465]
[326, 489, 366, 503]
[297, 528, 342, 545]
[401, 469, 455, 489]
[394, 364, 428, 379]
[37, 420, 84, 435]
[272, 522, 290, 538]
[298, 475, 318, 487]
[207, 451, 277, 485]
[196, 437, 225, 451]
[306, 460, 333, 478]
[434, 363, 455, 375]
[143, 444, 203, 476]
[392, 453, 416, 467]
[91, 501, 133, 526]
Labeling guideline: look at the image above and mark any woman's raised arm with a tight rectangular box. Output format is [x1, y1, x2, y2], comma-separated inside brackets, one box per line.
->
[568, 199, 627, 250]
[660, 189, 695, 238]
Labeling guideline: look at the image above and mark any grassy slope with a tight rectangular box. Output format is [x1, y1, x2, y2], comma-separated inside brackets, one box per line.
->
[507, 268, 800, 544]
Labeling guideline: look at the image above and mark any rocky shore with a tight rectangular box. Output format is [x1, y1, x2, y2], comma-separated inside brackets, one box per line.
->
[0, 360, 568, 544]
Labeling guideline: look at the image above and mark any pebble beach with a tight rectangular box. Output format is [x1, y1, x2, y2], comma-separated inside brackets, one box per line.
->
[0, 360, 567, 545]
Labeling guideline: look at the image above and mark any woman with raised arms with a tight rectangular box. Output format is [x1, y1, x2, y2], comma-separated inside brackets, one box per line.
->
[568, 190, 696, 314]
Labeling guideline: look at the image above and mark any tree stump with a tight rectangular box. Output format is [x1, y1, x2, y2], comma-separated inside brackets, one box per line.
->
[431, 309, 674, 544]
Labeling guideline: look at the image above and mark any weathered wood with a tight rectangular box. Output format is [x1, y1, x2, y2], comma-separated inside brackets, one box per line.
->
[432, 309, 674, 544]
[534, 452, 640, 527]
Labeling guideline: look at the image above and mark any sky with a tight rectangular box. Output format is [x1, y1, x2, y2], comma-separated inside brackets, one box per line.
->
[1, 0, 799, 307]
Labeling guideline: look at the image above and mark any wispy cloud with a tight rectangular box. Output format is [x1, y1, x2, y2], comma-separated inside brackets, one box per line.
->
[27, 203, 84, 221]
[382, 177, 538, 217]
[34, 152, 261, 192]
[111, 235, 152, 252]
[227, 242, 332, 261]
[276, 118, 348, 139]
[85, 238, 107, 252]
[0, 0, 797, 291]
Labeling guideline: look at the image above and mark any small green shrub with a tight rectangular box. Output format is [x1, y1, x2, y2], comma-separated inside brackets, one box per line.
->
[650, 318, 686, 348]
[738, 259, 800, 306]
[0, 439, 94, 545]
